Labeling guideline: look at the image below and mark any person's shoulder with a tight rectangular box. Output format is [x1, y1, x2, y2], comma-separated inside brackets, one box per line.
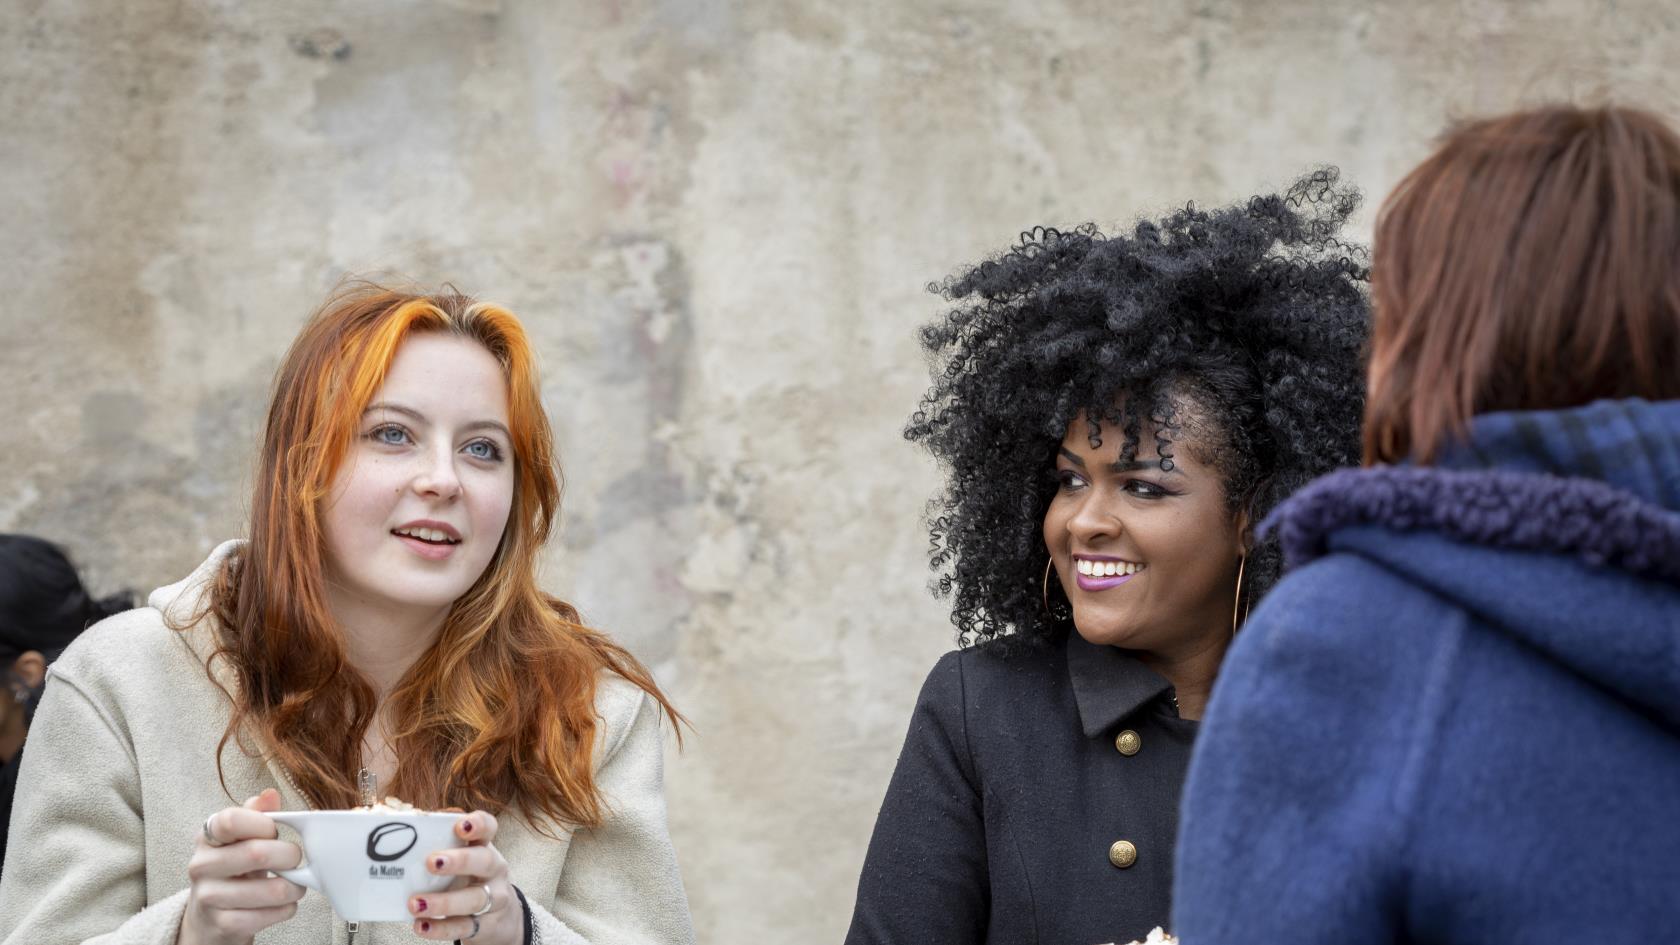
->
[1256, 551, 1450, 643]
[52, 604, 193, 685]
[1227, 551, 1457, 708]
[591, 671, 670, 765]
[918, 634, 1066, 708]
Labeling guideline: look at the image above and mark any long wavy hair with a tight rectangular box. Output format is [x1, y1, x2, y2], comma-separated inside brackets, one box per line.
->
[196, 283, 681, 832]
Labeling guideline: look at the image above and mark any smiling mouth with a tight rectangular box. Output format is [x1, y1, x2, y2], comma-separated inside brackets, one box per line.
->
[1076, 558, 1143, 578]
[1073, 556, 1145, 591]
[391, 527, 460, 546]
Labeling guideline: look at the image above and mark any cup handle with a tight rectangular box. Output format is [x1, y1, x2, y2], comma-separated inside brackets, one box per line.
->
[275, 864, 319, 891]
[265, 812, 317, 891]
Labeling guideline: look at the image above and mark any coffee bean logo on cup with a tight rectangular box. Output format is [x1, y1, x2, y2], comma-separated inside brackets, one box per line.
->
[271, 809, 465, 922]
[367, 822, 419, 862]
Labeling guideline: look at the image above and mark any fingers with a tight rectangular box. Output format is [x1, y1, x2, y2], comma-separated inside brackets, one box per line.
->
[189, 838, 303, 882]
[195, 902, 301, 940]
[244, 788, 283, 812]
[426, 842, 507, 882]
[201, 797, 281, 849]
[414, 913, 487, 940]
[409, 881, 499, 920]
[191, 874, 308, 911]
[455, 810, 498, 843]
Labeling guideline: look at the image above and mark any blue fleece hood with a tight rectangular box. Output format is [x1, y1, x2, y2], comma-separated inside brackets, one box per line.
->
[1264, 399, 1680, 728]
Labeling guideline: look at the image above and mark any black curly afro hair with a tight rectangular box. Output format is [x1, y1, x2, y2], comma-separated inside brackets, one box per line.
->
[906, 169, 1370, 651]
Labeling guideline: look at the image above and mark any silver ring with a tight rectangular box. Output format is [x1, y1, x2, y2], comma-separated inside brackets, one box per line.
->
[470, 884, 494, 916]
[467, 915, 481, 939]
[202, 813, 223, 847]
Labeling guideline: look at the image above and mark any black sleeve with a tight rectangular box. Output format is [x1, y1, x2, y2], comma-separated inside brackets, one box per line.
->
[844, 651, 988, 945]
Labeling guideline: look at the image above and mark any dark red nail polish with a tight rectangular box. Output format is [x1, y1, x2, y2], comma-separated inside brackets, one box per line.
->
[434, 856, 446, 870]
[414, 898, 427, 913]
[420, 920, 431, 932]
[462, 820, 474, 833]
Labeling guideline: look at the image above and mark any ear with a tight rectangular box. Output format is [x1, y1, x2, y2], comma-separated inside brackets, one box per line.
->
[12, 651, 46, 688]
[1233, 504, 1255, 558]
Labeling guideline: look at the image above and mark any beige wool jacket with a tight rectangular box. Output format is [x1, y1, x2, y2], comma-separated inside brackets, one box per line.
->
[0, 542, 695, 945]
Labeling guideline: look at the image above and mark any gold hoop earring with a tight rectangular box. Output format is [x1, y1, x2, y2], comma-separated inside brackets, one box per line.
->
[1042, 558, 1056, 615]
[1231, 555, 1247, 637]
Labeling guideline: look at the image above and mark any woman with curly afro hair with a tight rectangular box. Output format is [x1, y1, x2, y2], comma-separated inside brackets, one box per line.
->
[844, 170, 1370, 945]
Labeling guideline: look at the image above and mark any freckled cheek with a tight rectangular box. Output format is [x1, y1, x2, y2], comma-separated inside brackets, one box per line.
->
[468, 471, 517, 540]
[326, 469, 408, 547]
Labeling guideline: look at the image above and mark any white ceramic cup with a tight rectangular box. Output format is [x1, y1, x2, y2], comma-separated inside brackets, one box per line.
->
[269, 810, 467, 922]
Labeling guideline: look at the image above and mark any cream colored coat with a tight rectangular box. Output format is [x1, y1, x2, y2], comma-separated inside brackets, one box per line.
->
[0, 543, 694, 945]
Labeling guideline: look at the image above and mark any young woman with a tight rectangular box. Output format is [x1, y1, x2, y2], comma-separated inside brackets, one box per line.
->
[845, 172, 1371, 945]
[1174, 105, 1680, 941]
[0, 286, 694, 944]
[0, 534, 133, 874]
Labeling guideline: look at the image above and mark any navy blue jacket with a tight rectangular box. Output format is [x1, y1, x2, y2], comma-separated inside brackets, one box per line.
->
[848, 633, 1198, 945]
[1174, 399, 1680, 942]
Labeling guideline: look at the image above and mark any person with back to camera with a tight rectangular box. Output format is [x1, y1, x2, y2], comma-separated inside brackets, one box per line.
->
[0, 284, 695, 944]
[1173, 105, 1680, 942]
[843, 171, 1372, 945]
[0, 534, 134, 875]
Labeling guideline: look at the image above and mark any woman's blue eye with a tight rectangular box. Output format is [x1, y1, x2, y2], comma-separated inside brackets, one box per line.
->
[464, 440, 504, 461]
[371, 425, 410, 445]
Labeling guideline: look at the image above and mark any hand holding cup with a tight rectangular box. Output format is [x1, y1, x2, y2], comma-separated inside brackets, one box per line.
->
[180, 788, 305, 945]
[410, 811, 522, 943]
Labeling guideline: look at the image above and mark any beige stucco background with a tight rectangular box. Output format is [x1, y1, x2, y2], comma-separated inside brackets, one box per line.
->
[3, 1, 1676, 940]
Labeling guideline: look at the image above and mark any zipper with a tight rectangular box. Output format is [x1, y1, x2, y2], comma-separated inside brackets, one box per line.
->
[347, 920, 359, 944]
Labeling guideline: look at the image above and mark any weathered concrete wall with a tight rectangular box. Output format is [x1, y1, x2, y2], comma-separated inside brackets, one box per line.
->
[3, 1, 1676, 940]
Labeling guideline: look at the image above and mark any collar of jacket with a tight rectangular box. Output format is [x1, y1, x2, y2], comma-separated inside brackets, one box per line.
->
[1262, 398, 1680, 585]
[1065, 631, 1174, 738]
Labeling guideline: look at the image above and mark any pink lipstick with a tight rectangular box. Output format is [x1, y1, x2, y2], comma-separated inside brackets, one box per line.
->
[1076, 571, 1137, 591]
[1072, 554, 1144, 592]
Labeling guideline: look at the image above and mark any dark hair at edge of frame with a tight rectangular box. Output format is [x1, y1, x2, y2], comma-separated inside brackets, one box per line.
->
[0, 534, 135, 660]
[905, 169, 1371, 653]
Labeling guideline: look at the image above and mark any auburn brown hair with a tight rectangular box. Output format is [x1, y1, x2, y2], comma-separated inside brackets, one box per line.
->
[1366, 104, 1680, 464]
[197, 283, 682, 832]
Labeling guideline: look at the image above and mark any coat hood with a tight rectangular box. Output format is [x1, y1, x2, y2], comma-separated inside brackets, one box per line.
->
[1264, 399, 1680, 727]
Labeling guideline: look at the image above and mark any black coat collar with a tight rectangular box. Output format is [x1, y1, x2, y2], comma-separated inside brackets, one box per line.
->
[1065, 631, 1175, 738]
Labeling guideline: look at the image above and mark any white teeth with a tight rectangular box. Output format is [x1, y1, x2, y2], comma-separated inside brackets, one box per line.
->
[1074, 558, 1144, 578]
[397, 527, 455, 544]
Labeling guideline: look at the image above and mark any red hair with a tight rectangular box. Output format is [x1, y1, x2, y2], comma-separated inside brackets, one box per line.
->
[198, 283, 681, 831]
[1366, 104, 1680, 463]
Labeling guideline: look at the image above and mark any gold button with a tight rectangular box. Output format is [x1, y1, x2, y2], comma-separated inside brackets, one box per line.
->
[1108, 840, 1137, 869]
[1114, 729, 1141, 756]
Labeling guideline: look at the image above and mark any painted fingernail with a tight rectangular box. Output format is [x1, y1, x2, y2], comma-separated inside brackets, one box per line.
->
[420, 920, 431, 932]
[462, 820, 474, 833]
[434, 856, 447, 870]
[413, 898, 427, 914]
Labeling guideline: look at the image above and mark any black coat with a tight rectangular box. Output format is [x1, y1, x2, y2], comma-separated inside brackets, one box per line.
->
[846, 632, 1198, 945]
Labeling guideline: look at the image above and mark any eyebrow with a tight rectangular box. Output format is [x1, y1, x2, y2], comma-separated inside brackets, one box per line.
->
[1058, 446, 1176, 474]
[364, 402, 512, 440]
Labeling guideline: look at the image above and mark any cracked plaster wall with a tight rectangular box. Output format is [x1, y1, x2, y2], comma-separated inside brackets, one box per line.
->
[2, 1, 1677, 941]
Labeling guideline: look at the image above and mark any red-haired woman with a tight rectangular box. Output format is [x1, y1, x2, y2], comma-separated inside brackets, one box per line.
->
[1174, 105, 1680, 941]
[0, 286, 693, 945]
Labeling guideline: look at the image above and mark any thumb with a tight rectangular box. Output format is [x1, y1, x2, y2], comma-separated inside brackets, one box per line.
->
[244, 787, 283, 812]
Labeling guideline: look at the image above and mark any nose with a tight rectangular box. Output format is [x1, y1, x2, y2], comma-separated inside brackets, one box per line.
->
[412, 445, 462, 501]
[1065, 486, 1121, 545]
